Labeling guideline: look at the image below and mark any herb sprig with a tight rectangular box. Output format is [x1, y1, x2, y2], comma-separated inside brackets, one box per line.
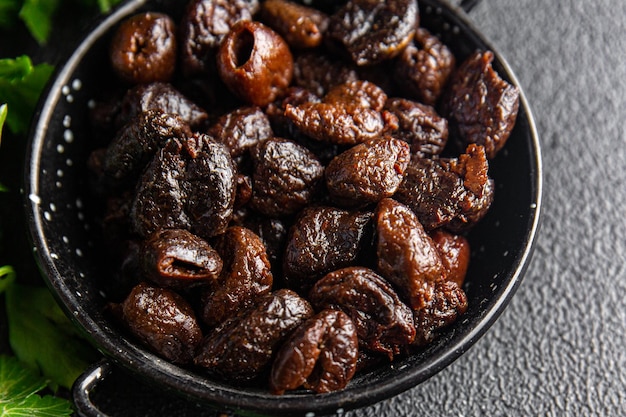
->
[1, 0, 120, 413]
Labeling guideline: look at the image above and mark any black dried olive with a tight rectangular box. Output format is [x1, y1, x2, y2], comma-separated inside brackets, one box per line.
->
[200, 226, 273, 327]
[260, 0, 329, 49]
[309, 267, 415, 359]
[443, 50, 520, 158]
[195, 289, 314, 381]
[118, 82, 209, 129]
[265, 86, 320, 139]
[292, 52, 359, 97]
[250, 137, 324, 217]
[131, 135, 237, 239]
[395, 144, 494, 232]
[104, 110, 192, 182]
[89, 2, 517, 395]
[327, 0, 419, 66]
[217, 20, 294, 106]
[430, 229, 470, 288]
[325, 136, 410, 207]
[118, 282, 203, 364]
[384, 97, 448, 158]
[140, 229, 223, 289]
[207, 106, 273, 157]
[375, 198, 445, 310]
[283, 206, 373, 292]
[130, 140, 190, 236]
[284, 102, 387, 145]
[110, 12, 177, 84]
[270, 309, 358, 394]
[179, 0, 260, 76]
[181, 135, 238, 238]
[394, 27, 455, 106]
[413, 280, 467, 346]
[324, 80, 387, 111]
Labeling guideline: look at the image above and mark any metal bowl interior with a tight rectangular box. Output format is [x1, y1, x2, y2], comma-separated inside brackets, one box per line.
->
[24, 0, 542, 415]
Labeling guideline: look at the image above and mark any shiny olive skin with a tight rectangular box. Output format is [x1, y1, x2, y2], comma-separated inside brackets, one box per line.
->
[394, 27, 456, 106]
[430, 229, 471, 288]
[270, 309, 358, 395]
[310, 267, 415, 359]
[179, 0, 260, 76]
[110, 12, 177, 84]
[217, 20, 294, 106]
[260, 0, 329, 49]
[140, 228, 223, 289]
[200, 226, 273, 328]
[442, 51, 520, 159]
[375, 198, 445, 310]
[119, 282, 203, 365]
[194, 289, 314, 381]
[325, 136, 411, 208]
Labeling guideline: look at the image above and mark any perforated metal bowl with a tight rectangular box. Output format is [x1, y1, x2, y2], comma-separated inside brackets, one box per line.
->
[24, 0, 542, 415]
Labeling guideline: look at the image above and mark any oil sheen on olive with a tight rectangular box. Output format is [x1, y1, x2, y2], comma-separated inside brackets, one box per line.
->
[110, 12, 178, 84]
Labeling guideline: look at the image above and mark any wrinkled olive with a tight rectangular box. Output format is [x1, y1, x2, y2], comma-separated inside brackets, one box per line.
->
[140, 229, 223, 289]
[260, 0, 329, 49]
[270, 309, 358, 394]
[110, 12, 177, 84]
[217, 20, 294, 106]
[375, 198, 445, 310]
[118, 282, 203, 364]
[200, 226, 273, 327]
[430, 229, 471, 287]
[179, 0, 259, 76]
[195, 289, 314, 381]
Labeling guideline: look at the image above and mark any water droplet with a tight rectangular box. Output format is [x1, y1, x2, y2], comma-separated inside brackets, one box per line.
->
[64, 129, 74, 143]
[29, 194, 41, 204]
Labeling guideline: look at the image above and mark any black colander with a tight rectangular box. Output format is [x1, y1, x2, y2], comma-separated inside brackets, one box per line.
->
[24, 0, 542, 415]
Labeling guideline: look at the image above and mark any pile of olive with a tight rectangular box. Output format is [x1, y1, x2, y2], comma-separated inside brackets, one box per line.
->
[88, 0, 520, 395]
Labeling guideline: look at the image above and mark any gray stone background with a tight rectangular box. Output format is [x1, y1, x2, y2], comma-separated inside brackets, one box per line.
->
[2, 0, 625, 415]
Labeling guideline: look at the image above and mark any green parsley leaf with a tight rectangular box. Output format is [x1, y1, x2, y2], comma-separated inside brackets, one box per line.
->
[0, 56, 53, 135]
[96, 0, 122, 13]
[17, 0, 61, 45]
[0, 355, 47, 403]
[0, 355, 73, 417]
[0, 265, 15, 295]
[1, 393, 74, 417]
[0, 103, 7, 142]
[5, 284, 99, 390]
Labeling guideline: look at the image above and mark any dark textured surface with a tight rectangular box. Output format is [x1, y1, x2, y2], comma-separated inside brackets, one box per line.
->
[2, 0, 625, 416]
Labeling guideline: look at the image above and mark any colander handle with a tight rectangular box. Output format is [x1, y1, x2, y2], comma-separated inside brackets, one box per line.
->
[72, 360, 113, 417]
